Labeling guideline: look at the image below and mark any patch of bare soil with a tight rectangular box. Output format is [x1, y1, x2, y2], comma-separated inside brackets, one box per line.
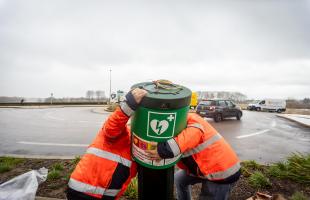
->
[0, 159, 74, 199]
[191, 175, 310, 200]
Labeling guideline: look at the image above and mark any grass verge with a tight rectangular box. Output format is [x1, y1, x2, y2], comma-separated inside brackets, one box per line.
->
[0, 153, 309, 199]
[0, 157, 24, 173]
[268, 153, 310, 184]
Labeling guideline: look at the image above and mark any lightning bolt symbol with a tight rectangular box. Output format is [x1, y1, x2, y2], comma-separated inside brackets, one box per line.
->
[156, 121, 163, 134]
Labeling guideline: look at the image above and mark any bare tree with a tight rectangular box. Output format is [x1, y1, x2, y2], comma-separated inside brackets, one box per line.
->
[86, 90, 95, 100]
[303, 98, 310, 104]
[95, 91, 100, 100]
[95, 90, 105, 100]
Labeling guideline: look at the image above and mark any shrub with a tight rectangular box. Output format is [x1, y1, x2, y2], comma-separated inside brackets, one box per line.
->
[64, 173, 71, 182]
[290, 191, 308, 200]
[249, 171, 271, 189]
[0, 163, 11, 173]
[71, 156, 81, 166]
[52, 163, 64, 171]
[241, 166, 251, 177]
[0, 157, 24, 173]
[243, 160, 263, 171]
[124, 177, 138, 199]
[48, 169, 62, 180]
[268, 153, 310, 185]
[106, 103, 119, 112]
[286, 153, 310, 184]
[268, 162, 288, 178]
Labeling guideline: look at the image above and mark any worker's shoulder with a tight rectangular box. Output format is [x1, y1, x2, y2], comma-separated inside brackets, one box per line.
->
[187, 112, 216, 130]
[187, 112, 205, 123]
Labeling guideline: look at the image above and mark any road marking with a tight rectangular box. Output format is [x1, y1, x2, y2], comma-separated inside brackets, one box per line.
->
[271, 120, 277, 127]
[236, 129, 270, 139]
[44, 111, 65, 121]
[44, 112, 102, 124]
[18, 141, 88, 147]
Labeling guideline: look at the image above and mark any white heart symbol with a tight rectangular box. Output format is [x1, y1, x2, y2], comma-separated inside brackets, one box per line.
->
[150, 120, 169, 135]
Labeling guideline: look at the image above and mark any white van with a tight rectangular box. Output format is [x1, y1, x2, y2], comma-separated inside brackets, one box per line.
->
[247, 99, 286, 113]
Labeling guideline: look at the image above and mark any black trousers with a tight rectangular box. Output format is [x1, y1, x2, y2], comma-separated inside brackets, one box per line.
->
[66, 187, 101, 200]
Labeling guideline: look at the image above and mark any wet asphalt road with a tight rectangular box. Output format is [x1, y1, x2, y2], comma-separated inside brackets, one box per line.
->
[0, 107, 309, 163]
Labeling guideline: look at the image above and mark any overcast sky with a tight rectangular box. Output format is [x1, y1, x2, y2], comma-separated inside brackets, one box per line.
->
[0, 0, 309, 99]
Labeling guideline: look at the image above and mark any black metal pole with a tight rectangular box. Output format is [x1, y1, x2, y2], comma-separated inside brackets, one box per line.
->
[138, 165, 174, 200]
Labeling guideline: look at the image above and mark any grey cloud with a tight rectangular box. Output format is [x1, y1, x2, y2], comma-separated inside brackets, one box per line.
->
[0, 0, 310, 98]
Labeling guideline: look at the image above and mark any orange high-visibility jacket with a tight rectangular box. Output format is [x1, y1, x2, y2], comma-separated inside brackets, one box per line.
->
[68, 103, 136, 199]
[161, 113, 240, 181]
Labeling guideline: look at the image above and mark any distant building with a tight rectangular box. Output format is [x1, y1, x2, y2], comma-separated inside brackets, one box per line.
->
[197, 91, 247, 102]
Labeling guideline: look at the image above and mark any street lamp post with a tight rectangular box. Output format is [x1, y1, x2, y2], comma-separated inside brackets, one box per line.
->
[109, 68, 112, 104]
[50, 93, 53, 105]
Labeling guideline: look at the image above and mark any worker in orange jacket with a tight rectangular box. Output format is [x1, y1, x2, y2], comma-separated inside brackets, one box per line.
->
[147, 113, 241, 200]
[67, 88, 147, 200]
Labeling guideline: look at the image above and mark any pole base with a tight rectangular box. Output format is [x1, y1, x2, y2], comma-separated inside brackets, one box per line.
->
[138, 165, 174, 200]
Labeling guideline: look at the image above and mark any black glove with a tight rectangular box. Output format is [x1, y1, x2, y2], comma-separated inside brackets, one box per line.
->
[125, 90, 140, 111]
[157, 142, 175, 159]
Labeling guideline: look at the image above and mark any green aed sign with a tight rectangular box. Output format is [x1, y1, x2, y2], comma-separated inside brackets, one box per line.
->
[147, 111, 177, 139]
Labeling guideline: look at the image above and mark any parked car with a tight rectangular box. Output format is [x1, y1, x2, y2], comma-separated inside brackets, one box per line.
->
[247, 99, 286, 113]
[196, 100, 242, 122]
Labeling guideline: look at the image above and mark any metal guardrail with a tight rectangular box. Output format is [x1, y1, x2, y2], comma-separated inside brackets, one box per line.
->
[0, 102, 108, 106]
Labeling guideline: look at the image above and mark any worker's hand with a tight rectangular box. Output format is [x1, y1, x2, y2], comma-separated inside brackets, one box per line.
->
[145, 142, 162, 160]
[125, 88, 147, 111]
[131, 88, 148, 104]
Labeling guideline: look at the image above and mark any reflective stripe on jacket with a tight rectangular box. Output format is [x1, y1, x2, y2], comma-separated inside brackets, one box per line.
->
[69, 104, 137, 199]
[164, 113, 240, 181]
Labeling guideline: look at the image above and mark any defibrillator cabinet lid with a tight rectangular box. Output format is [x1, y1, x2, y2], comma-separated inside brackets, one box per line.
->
[131, 80, 192, 109]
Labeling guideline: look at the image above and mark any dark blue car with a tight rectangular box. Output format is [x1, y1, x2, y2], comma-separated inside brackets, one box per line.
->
[196, 100, 243, 122]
